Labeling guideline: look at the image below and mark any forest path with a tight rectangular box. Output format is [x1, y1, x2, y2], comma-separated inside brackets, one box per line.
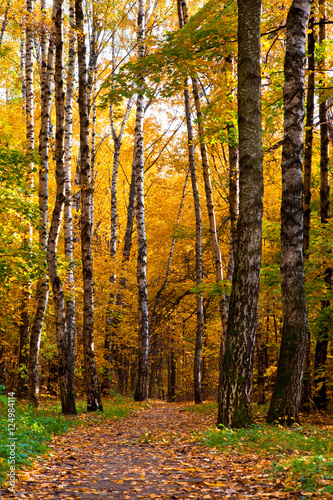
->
[9, 402, 291, 499]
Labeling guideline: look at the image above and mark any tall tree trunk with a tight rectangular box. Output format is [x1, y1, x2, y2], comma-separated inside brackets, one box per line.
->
[29, 0, 55, 407]
[177, 0, 204, 405]
[133, 0, 150, 402]
[314, 0, 331, 411]
[17, 0, 35, 398]
[267, 0, 311, 426]
[63, 0, 76, 397]
[76, 0, 103, 411]
[217, 0, 263, 428]
[301, 6, 315, 412]
[47, 0, 76, 415]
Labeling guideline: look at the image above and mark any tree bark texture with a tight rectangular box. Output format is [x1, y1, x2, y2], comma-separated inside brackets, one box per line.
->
[267, 0, 311, 425]
[18, 0, 35, 398]
[63, 0, 76, 390]
[29, 1, 55, 407]
[47, 0, 76, 415]
[133, 0, 150, 402]
[217, 0, 263, 428]
[76, 0, 103, 411]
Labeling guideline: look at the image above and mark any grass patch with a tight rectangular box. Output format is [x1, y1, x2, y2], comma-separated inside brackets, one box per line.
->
[201, 422, 333, 496]
[184, 402, 218, 415]
[0, 391, 142, 481]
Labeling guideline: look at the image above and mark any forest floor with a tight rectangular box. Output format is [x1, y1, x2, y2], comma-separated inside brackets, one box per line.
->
[2, 401, 333, 500]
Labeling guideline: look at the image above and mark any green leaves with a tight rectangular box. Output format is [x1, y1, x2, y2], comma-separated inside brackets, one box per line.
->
[0, 147, 41, 286]
[100, 0, 237, 105]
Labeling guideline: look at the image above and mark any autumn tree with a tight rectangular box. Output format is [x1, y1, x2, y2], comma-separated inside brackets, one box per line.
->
[76, 0, 103, 411]
[217, 0, 263, 428]
[267, 0, 311, 425]
[29, 0, 54, 407]
[133, 0, 149, 402]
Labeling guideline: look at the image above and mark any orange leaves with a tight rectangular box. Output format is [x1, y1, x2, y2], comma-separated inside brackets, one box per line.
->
[9, 402, 304, 500]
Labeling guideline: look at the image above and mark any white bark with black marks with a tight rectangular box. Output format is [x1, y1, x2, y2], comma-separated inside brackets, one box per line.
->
[133, 0, 150, 402]
[47, 0, 76, 415]
[267, 0, 311, 425]
[29, 0, 55, 407]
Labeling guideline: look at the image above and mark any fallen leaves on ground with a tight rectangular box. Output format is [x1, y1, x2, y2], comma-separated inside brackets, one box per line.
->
[2, 402, 331, 499]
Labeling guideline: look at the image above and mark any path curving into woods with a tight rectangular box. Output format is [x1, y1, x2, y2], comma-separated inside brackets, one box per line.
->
[4, 403, 296, 499]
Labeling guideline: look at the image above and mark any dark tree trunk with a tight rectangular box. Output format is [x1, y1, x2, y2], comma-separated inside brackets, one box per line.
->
[47, 0, 76, 415]
[76, 0, 103, 411]
[267, 0, 311, 426]
[314, 0, 331, 411]
[29, 0, 54, 407]
[217, 0, 263, 428]
[300, 3, 315, 413]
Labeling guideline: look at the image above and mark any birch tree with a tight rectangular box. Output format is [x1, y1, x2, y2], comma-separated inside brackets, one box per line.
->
[267, 0, 311, 425]
[17, 0, 35, 398]
[76, 0, 103, 411]
[47, 0, 76, 415]
[133, 0, 149, 402]
[63, 0, 76, 388]
[217, 0, 263, 428]
[29, 0, 55, 406]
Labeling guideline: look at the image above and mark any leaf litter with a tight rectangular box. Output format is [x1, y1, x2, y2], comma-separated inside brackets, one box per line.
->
[1, 402, 330, 499]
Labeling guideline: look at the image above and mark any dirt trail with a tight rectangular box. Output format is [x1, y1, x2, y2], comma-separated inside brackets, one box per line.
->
[4, 402, 294, 499]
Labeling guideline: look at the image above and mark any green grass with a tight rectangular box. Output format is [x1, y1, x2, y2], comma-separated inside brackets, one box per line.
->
[188, 402, 333, 496]
[185, 402, 218, 415]
[0, 391, 141, 481]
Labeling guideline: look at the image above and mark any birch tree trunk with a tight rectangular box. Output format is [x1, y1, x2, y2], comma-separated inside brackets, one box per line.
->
[177, 0, 204, 405]
[29, 1, 55, 406]
[47, 0, 76, 415]
[76, 0, 103, 411]
[133, 0, 150, 402]
[267, 0, 311, 425]
[17, 0, 35, 398]
[63, 0, 76, 389]
[314, 0, 331, 411]
[301, 6, 315, 411]
[217, 0, 263, 428]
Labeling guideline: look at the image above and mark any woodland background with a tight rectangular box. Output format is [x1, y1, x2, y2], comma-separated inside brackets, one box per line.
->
[0, 0, 332, 417]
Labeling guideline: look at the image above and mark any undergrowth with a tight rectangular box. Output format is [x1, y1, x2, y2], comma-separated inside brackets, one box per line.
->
[0, 389, 141, 481]
[188, 402, 333, 496]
